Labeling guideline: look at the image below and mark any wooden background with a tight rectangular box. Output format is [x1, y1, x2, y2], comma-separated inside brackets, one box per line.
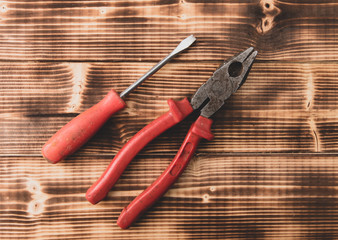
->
[1, 0, 338, 239]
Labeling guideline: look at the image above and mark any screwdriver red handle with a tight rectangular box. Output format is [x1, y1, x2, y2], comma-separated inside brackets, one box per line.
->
[117, 116, 213, 229]
[86, 98, 194, 205]
[42, 90, 126, 164]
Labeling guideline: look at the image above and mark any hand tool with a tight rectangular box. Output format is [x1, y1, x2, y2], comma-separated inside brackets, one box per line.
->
[85, 47, 257, 228]
[41, 35, 196, 164]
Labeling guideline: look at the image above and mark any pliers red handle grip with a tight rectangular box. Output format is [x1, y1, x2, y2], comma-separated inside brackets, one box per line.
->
[86, 98, 194, 204]
[117, 115, 213, 229]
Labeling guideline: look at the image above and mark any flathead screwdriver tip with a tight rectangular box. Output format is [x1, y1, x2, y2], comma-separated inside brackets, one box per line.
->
[170, 35, 196, 56]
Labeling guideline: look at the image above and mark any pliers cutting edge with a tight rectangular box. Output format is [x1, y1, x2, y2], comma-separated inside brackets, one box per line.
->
[86, 47, 258, 229]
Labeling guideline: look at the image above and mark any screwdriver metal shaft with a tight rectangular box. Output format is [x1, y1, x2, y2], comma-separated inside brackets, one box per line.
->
[120, 35, 196, 98]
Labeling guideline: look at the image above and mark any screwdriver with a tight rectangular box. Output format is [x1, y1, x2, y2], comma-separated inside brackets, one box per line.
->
[42, 35, 196, 164]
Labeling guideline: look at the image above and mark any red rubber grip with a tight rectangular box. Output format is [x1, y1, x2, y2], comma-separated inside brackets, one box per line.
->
[86, 98, 193, 205]
[117, 116, 213, 229]
[42, 90, 126, 164]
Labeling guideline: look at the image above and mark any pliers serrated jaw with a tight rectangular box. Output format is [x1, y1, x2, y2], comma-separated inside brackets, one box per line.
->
[191, 47, 258, 118]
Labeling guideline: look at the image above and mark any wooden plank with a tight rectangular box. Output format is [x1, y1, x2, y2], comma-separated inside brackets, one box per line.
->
[1, 154, 338, 239]
[0, 113, 316, 155]
[0, 63, 74, 116]
[1, 61, 338, 155]
[1, 1, 338, 238]
[0, 0, 337, 61]
[1, 61, 335, 115]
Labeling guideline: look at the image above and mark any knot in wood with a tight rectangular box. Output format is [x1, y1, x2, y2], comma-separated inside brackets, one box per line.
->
[257, 0, 281, 34]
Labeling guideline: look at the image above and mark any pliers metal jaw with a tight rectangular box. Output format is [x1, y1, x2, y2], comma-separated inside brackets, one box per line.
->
[86, 47, 258, 229]
[191, 47, 257, 118]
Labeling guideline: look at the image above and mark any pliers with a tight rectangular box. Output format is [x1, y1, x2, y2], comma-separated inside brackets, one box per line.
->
[85, 47, 258, 229]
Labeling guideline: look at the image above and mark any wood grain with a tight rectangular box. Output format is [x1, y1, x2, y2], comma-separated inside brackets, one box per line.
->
[1, 0, 338, 239]
[0, 0, 337, 61]
[1, 154, 338, 239]
[1, 61, 338, 155]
